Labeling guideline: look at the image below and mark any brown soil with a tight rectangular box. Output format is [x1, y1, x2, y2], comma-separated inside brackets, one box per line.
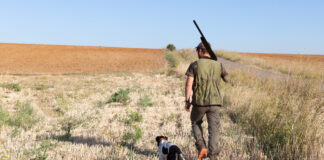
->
[0, 43, 166, 74]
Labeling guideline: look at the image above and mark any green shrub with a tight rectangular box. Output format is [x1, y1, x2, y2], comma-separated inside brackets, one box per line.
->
[166, 44, 176, 51]
[108, 88, 131, 105]
[137, 95, 154, 107]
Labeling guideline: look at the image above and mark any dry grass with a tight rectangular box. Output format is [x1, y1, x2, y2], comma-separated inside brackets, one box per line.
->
[0, 72, 259, 159]
[216, 50, 324, 79]
[0, 43, 166, 74]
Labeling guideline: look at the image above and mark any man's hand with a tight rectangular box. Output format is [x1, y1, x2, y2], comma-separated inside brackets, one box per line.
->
[185, 102, 191, 112]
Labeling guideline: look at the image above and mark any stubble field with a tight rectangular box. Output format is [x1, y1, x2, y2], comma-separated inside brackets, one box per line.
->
[0, 44, 323, 160]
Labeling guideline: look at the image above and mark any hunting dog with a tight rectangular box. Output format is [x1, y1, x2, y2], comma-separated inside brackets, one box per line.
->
[156, 136, 185, 160]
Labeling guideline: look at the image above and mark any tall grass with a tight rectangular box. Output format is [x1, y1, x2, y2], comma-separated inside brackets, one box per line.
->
[224, 71, 323, 159]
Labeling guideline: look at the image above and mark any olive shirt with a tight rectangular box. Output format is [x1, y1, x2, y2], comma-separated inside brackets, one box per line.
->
[185, 58, 228, 105]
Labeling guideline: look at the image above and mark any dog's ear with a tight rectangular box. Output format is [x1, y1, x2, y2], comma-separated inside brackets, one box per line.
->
[156, 136, 163, 146]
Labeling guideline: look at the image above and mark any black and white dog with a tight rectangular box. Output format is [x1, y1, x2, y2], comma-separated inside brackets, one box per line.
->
[155, 136, 185, 160]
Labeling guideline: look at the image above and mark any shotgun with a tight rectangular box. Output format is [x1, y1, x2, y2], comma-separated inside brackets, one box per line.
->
[193, 20, 217, 61]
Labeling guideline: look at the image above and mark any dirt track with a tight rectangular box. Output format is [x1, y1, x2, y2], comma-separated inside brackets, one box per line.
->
[0, 43, 166, 74]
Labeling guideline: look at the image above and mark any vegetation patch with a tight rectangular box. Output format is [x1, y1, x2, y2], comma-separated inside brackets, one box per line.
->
[0, 83, 21, 92]
[0, 102, 39, 130]
[107, 88, 131, 105]
[137, 95, 154, 107]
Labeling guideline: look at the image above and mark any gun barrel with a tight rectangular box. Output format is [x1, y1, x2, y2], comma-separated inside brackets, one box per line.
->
[193, 20, 205, 38]
[193, 20, 218, 61]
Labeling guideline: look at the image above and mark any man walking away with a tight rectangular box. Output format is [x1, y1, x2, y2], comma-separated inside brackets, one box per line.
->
[184, 42, 229, 160]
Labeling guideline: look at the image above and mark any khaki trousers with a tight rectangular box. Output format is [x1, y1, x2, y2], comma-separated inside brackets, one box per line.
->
[190, 105, 221, 159]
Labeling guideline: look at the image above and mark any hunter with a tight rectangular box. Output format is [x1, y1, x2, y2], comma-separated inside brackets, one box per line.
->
[185, 42, 229, 160]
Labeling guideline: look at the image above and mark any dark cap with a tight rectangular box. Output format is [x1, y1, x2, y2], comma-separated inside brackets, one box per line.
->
[196, 42, 210, 53]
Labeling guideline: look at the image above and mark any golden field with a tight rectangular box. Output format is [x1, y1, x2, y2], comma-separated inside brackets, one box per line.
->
[0, 45, 323, 159]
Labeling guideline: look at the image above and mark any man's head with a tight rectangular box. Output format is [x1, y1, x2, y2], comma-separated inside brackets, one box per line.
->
[196, 42, 211, 58]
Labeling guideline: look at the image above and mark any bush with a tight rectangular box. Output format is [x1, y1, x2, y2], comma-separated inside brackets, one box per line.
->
[108, 88, 131, 105]
[166, 44, 176, 51]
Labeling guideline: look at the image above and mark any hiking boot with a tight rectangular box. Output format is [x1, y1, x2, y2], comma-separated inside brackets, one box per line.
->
[198, 148, 207, 159]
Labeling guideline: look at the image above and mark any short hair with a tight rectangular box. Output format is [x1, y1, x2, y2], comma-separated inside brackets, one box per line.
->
[196, 42, 210, 53]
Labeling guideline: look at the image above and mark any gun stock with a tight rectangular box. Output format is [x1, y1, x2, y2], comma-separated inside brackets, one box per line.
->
[193, 20, 217, 61]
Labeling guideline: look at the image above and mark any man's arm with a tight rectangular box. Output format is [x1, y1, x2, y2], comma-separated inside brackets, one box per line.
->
[185, 75, 194, 112]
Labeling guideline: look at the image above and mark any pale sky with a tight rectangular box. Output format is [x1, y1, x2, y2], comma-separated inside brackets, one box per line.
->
[1, 0, 323, 54]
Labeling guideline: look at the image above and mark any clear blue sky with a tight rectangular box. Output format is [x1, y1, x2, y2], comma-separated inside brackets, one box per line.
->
[1, 0, 323, 54]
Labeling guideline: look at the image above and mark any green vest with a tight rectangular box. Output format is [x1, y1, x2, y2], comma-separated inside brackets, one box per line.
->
[192, 58, 223, 106]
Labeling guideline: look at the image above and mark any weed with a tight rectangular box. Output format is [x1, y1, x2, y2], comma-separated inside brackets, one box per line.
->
[137, 95, 154, 107]
[32, 84, 54, 91]
[7, 102, 38, 130]
[0, 105, 9, 126]
[23, 140, 57, 160]
[57, 117, 83, 141]
[0, 83, 21, 92]
[167, 113, 175, 122]
[10, 128, 20, 138]
[107, 88, 131, 105]
[122, 125, 143, 145]
[55, 93, 70, 115]
[124, 110, 142, 125]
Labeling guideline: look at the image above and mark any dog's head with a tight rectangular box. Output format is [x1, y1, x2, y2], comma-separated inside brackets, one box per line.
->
[155, 136, 168, 146]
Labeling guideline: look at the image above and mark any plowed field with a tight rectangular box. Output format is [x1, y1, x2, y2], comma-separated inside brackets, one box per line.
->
[0, 43, 166, 74]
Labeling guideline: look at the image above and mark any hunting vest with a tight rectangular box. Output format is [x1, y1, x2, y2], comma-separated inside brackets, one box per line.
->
[192, 58, 223, 106]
